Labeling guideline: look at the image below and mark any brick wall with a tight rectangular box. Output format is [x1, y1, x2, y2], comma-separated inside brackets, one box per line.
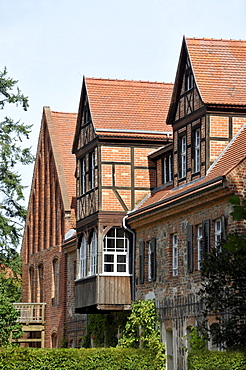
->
[21, 116, 76, 348]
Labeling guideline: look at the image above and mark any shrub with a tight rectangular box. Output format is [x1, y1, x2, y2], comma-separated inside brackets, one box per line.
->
[0, 347, 158, 370]
[188, 350, 246, 370]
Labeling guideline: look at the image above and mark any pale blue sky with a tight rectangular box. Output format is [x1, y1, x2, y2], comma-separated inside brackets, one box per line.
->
[1, 0, 246, 203]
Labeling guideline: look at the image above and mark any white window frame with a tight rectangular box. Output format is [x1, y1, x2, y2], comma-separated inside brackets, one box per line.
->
[163, 155, 172, 183]
[181, 136, 186, 178]
[168, 155, 172, 181]
[197, 224, 202, 270]
[194, 128, 200, 173]
[215, 218, 222, 247]
[103, 227, 129, 275]
[79, 236, 87, 278]
[81, 158, 86, 195]
[90, 231, 97, 276]
[90, 151, 95, 189]
[163, 157, 168, 183]
[148, 241, 152, 282]
[172, 234, 178, 276]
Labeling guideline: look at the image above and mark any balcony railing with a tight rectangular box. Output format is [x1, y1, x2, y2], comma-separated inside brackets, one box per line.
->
[13, 303, 46, 324]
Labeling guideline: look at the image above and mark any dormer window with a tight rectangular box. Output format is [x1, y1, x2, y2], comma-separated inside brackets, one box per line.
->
[194, 128, 200, 173]
[80, 158, 86, 195]
[185, 70, 193, 92]
[89, 151, 95, 189]
[179, 135, 187, 179]
[84, 108, 89, 125]
[163, 154, 173, 183]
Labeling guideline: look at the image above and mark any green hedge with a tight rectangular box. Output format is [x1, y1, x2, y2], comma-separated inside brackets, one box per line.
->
[0, 347, 158, 370]
[188, 350, 246, 370]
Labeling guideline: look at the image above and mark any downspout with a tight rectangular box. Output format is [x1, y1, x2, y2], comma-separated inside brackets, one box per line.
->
[123, 214, 136, 303]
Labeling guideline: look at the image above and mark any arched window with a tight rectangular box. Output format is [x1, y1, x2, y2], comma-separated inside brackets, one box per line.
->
[79, 236, 87, 278]
[103, 227, 129, 275]
[51, 332, 58, 348]
[29, 266, 35, 302]
[166, 328, 174, 370]
[52, 258, 59, 305]
[90, 231, 97, 276]
[38, 264, 44, 302]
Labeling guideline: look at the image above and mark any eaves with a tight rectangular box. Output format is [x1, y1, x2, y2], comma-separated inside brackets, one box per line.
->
[127, 176, 227, 224]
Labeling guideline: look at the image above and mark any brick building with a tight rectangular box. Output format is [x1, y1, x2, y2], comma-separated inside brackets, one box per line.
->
[21, 36, 246, 367]
[21, 107, 86, 348]
[73, 77, 173, 313]
[126, 38, 246, 370]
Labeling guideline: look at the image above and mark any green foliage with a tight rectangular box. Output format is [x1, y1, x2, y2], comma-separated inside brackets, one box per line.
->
[0, 67, 34, 254]
[199, 196, 246, 350]
[118, 300, 166, 370]
[83, 312, 129, 348]
[184, 327, 206, 352]
[0, 295, 22, 346]
[229, 195, 246, 221]
[0, 347, 159, 370]
[188, 350, 246, 370]
[0, 249, 22, 303]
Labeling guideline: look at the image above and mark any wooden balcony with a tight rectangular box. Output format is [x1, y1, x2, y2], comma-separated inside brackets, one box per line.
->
[75, 275, 132, 313]
[11, 303, 46, 347]
[13, 303, 46, 324]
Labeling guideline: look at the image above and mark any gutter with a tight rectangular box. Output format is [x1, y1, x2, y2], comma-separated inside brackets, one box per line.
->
[123, 214, 136, 303]
[127, 176, 226, 222]
[95, 128, 172, 138]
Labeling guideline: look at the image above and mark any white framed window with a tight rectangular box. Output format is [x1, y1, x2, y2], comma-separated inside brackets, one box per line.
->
[148, 241, 152, 282]
[181, 136, 186, 178]
[215, 218, 222, 247]
[103, 227, 129, 275]
[194, 128, 200, 173]
[90, 231, 97, 276]
[79, 236, 87, 278]
[81, 158, 86, 195]
[185, 71, 193, 91]
[163, 155, 172, 183]
[89, 151, 95, 189]
[172, 234, 178, 276]
[197, 224, 203, 270]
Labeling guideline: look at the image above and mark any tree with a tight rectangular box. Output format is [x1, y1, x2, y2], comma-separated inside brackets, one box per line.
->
[0, 293, 23, 346]
[199, 196, 246, 350]
[0, 67, 33, 255]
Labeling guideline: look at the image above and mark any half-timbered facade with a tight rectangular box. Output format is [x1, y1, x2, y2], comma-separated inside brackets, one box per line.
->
[72, 78, 173, 313]
[126, 38, 246, 370]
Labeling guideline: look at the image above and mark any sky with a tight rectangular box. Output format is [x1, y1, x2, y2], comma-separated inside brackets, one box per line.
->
[1, 0, 246, 205]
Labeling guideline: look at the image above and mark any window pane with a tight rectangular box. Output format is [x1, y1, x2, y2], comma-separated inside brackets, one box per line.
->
[117, 255, 126, 263]
[116, 228, 124, 237]
[104, 264, 114, 272]
[107, 228, 115, 237]
[117, 264, 126, 272]
[104, 254, 114, 263]
[105, 238, 115, 251]
[116, 238, 125, 251]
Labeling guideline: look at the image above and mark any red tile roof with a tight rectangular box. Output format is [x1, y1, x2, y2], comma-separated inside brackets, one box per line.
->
[186, 38, 246, 106]
[85, 78, 173, 138]
[45, 108, 77, 211]
[132, 123, 246, 214]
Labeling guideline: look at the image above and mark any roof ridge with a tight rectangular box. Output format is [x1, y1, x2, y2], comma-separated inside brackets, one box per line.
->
[51, 111, 77, 115]
[85, 77, 173, 86]
[186, 37, 246, 43]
